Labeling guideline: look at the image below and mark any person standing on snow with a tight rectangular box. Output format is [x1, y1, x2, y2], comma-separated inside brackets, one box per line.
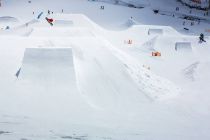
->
[199, 33, 206, 43]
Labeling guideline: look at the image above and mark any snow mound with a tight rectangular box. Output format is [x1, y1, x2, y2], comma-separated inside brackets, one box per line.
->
[48, 14, 97, 29]
[0, 16, 19, 23]
[103, 39, 180, 101]
[184, 61, 210, 82]
[122, 57, 180, 101]
[0, 19, 38, 36]
[141, 37, 157, 52]
[175, 42, 192, 52]
[0, 27, 33, 36]
[123, 18, 139, 27]
[196, 62, 210, 82]
[19, 48, 76, 84]
[73, 37, 149, 110]
[148, 28, 163, 35]
[54, 20, 74, 26]
[183, 61, 200, 81]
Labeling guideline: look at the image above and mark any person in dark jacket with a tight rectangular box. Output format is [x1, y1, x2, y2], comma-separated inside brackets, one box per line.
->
[199, 33, 206, 43]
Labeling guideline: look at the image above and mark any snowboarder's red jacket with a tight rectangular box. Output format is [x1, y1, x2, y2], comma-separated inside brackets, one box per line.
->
[46, 18, 54, 23]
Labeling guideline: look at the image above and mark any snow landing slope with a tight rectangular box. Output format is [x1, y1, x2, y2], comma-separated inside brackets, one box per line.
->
[0, 14, 177, 111]
[0, 0, 210, 140]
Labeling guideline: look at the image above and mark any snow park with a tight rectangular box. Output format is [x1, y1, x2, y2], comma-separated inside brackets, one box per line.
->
[0, 0, 210, 139]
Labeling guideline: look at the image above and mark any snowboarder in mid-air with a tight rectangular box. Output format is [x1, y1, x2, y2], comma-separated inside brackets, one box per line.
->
[199, 33, 206, 43]
[45, 17, 54, 26]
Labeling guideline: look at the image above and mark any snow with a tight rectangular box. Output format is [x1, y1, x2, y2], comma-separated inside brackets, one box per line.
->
[0, 0, 210, 140]
[180, 0, 209, 9]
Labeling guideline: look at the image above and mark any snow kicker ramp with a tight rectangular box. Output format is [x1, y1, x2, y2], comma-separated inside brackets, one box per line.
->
[11, 14, 179, 111]
[54, 20, 74, 26]
[175, 42, 192, 52]
[0, 16, 19, 23]
[72, 37, 149, 110]
[13, 39, 149, 112]
[0, 19, 38, 36]
[14, 47, 91, 119]
[19, 48, 75, 84]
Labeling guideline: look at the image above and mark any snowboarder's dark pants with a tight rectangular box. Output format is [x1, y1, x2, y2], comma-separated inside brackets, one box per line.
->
[200, 37, 206, 42]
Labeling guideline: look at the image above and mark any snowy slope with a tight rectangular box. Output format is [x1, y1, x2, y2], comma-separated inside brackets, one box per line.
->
[0, 0, 210, 140]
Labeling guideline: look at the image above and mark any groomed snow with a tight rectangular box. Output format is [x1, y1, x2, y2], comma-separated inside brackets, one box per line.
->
[0, 0, 210, 140]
